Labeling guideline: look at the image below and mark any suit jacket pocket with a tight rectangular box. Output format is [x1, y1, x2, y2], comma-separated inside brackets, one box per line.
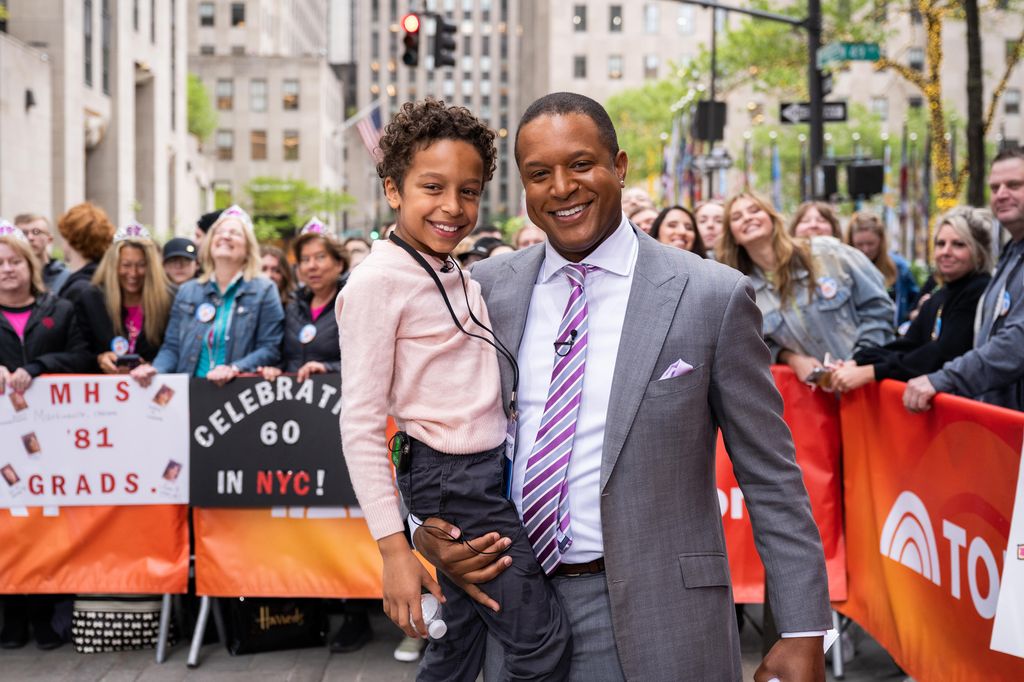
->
[645, 364, 704, 398]
[678, 552, 730, 588]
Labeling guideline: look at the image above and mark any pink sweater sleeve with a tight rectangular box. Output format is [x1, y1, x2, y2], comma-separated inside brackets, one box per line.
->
[337, 264, 406, 540]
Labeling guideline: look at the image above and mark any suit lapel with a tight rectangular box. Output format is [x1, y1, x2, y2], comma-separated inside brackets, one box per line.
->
[600, 236, 689, 490]
[486, 247, 544, 414]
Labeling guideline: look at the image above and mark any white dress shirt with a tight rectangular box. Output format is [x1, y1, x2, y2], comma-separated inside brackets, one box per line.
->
[510, 214, 638, 563]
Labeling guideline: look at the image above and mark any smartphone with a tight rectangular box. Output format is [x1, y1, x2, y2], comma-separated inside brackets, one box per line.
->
[115, 354, 142, 370]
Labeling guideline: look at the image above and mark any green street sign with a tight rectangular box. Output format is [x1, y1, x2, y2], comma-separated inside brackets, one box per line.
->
[817, 42, 881, 69]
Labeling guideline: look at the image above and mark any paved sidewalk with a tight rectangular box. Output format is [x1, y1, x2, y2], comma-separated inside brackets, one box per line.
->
[1, 607, 906, 681]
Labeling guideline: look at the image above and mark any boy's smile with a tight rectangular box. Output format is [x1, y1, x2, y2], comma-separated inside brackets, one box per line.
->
[385, 139, 485, 261]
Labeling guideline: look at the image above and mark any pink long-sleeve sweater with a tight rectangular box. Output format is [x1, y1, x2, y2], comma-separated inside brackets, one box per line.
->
[336, 239, 507, 540]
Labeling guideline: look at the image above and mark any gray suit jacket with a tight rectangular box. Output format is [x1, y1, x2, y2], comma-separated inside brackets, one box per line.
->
[473, 229, 831, 681]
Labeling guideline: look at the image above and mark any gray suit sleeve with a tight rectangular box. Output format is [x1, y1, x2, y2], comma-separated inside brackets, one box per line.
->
[928, 297, 1024, 396]
[708, 276, 832, 632]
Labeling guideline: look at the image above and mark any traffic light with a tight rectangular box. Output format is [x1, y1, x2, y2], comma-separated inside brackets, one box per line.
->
[401, 13, 420, 67]
[433, 16, 457, 68]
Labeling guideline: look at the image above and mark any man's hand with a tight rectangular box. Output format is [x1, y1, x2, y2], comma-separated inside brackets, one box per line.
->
[413, 517, 512, 613]
[754, 636, 825, 682]
[903, 375, 938, 413]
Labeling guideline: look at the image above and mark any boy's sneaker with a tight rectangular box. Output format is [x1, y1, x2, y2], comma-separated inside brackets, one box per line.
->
[393, 635, 425, 662]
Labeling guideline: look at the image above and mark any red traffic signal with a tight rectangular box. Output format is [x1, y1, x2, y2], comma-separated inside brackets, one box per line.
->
[402, 13, 420, 34]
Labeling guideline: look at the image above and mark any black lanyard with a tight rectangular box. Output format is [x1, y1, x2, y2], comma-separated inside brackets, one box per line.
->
[388, 233, 520, 419]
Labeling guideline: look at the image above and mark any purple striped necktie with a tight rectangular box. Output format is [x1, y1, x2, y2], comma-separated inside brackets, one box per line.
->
[522, 263, 594, 574]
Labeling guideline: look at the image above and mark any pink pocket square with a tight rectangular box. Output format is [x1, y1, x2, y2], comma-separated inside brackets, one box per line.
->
[658, 359, 694, 380]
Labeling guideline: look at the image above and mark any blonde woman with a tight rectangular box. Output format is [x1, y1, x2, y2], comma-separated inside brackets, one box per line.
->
[76, 224, 172, 373]
[832, 208, 994, 392]
[132, 205, 284, 386]
[846, 211, 920, 325]
[718, 192, 894, 383]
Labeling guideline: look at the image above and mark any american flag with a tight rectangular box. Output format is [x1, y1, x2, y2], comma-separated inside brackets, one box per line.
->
[355, 105, 383, 162]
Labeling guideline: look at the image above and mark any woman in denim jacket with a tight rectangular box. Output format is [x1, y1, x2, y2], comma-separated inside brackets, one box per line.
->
[719, 192, 895, 383]
[132, 205, 283, 385]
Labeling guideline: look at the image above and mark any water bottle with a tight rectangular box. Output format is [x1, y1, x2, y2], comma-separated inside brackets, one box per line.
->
[420, 593, 447, 639]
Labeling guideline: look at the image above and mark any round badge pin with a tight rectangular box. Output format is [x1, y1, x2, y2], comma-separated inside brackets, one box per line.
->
[817, 277, 838, 300]
[1000, 291, 1011, 317]
[299, 323, 317, 344]
[196, 302, 216, 323]
[111, 336, 130, 356]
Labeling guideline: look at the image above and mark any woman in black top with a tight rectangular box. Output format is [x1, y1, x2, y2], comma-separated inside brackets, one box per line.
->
[832, 207, 994, 392]
[0, 222, 90, 650]
[261, 223, 348, 382]
[76, 224, 172, 372]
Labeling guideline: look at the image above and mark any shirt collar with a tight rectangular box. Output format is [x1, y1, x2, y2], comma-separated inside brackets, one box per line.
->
[539, 213, 637, 283]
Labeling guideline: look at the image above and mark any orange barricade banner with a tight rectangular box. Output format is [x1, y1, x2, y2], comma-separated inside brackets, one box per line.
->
[836, 381, 1024, 681]
[718, 366, 847, 602]
[0, 505, 189, 594]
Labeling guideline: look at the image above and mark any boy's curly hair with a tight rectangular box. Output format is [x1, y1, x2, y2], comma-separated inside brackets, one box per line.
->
[376, 99, 497, 190]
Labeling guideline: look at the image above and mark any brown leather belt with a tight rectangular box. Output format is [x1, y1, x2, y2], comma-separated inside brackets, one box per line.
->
[553, 557, 605, 577]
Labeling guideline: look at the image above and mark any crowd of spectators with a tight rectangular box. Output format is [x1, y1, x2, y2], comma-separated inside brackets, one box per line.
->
[1, 145, 1022, 655]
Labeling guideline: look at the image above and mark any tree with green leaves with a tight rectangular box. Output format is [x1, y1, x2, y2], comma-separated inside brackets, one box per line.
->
[244, 177, 354, 242]
[187, 73, 217, 143]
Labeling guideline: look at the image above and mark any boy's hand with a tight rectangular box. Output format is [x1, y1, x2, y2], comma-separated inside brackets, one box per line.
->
[414, 518, 512, 612]
[379, 533, 445, 639]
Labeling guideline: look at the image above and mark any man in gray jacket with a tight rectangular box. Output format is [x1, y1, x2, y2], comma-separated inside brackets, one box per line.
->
[415, 93, 830, 681]
[905, 147, 1024, 412]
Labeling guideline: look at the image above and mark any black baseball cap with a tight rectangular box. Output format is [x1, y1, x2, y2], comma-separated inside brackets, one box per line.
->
[163, 237, 198, 262]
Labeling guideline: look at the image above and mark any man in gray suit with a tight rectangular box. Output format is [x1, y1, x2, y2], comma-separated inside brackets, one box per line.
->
[415, 93, 830, 681]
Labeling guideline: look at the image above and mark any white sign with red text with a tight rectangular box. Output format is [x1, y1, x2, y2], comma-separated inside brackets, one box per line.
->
[0, 375, 190, 507]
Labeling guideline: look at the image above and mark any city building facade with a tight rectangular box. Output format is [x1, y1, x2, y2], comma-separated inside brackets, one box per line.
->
[1, 0, 200, 237]
[188, 0, 343, 227]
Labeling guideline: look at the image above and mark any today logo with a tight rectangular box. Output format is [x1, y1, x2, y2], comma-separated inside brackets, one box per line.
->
[880, 490, 1003, 620]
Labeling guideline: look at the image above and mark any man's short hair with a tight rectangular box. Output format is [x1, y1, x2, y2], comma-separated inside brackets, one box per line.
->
[13, 214, 47, 227]
[515, 92, 619, 164]
[993, 146, 1024, 165]
[196, 210, 223, 234]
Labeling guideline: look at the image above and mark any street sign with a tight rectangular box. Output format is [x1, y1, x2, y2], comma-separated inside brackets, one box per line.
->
[817, 41, 880, 69]
[692, 152, 733, 172]
[779, 101, 847, 125]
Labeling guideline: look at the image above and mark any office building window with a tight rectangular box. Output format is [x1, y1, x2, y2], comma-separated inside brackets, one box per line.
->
[644, 54, 659, 79]
[231, 2, 245, 27]
[283, 130, 299, 160]
[871, 96, 888, 121]
[677, 6, 694, 34]
[908, 47, 924, 71]
[251, 130, 267, 160]
[84, 0, 93, 86]
[216, 130, 234, 161]
[250, 79, 267, 111]
[213, 180, 232, 208]
[133, 0, 139, 31]
[908, 96, 923, 109]
[609, 5, 622, 32]
[282, 79, 299, 109]
[608, 54, 623, 79]
[231, 45, 245, 55]
[574, 55, 587, 79]
[573, 4, 586, 32]
[216, 79, 233, 110]
[200, 45, 215, 55]
[199, 2, 214, 26]
[1006, 88, 1021, 115]
[644, 3, 658, 33]
[150, 0, 155, 42]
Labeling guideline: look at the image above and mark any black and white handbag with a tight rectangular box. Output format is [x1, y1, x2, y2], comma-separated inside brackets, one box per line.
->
[70, 596, 168, 653]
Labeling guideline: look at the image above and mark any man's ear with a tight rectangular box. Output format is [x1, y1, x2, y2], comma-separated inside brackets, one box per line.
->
[384, 177, 402, 210]
[614, 150, 629, 185]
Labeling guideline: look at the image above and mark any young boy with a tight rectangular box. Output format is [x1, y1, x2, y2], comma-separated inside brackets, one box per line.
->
[337, 100, 572, 681]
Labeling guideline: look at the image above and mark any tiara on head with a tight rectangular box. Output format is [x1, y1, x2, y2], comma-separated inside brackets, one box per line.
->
[217, 204, 254, 232]
[0, 219, 29, 243]
[300, 216, 327, 235]
[113, 222, 153, 243]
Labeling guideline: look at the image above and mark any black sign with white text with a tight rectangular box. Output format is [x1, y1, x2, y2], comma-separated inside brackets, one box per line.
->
[189, 374, 356, 507]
